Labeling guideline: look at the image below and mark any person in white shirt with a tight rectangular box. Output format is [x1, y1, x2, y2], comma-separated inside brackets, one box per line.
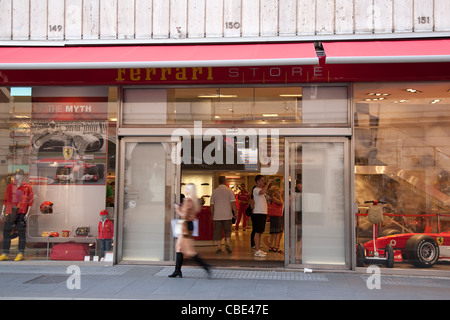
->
[210, 176, 237, 254]
[252, 175, 273, 257]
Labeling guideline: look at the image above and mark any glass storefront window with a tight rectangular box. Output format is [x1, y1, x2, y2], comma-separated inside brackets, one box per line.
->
[354, 82, 450, 270]
[122, 86, 349, 126]
[0, 86, 117, 262]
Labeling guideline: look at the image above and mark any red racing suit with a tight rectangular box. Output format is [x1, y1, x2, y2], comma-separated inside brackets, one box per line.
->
[98, 219, 114, 239]
[3, 181, 34, 215]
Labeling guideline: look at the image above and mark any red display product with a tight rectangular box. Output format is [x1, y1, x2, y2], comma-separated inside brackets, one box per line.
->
[49, 242, 90, 261]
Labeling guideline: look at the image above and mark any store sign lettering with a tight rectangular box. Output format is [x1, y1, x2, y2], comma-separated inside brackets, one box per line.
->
[228, 66, 306, 78]
[33, 103, 93, 114]
[32, 99, 108, 121]
[115, 65, 327, 84]
[116, 67, 214, 82]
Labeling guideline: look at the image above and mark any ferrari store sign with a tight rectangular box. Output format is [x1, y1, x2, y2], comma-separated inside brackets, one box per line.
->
[1, 59, 449, 86]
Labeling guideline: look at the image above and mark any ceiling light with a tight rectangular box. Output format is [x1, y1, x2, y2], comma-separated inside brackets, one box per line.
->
[430, 99, 441, 104]
[364, 98, 386, 102]
[405, 88, 422, 93]
[279, 94, 303, 97]
[368, 92, 390, 96]
[262, 114, 278, 117]
[198, 94, 238, 98]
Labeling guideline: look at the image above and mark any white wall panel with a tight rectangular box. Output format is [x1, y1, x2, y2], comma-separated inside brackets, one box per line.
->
[374, 0, 392, 33]
[100, 0, 117, 39]
[135, 0, 153, 39]
[171, 0, 188, 38]
[260, 0, 278, 36]
[393, 0, 413, 33]
[205, 0, 223, 38]
[118, 0, 135, 39]
[414, 0, 434, 32]
[297, 0, 315, 35]
[48, 0, 65, 40]
[279, 0, 297, 36]
[0, 0, 12, 40]
[30, 0, 47, 40]
[335, 0, 353, 34]
[354, 0, 373, 34]
[188, 0, 205, 38]
[224, 0, 241, 38]
[153, 0, 169, 38]
[242, 0, 260, 37]
[12, 0, 29, 40]
[435, 0, 450, 31]
[83, 0, 100, 39]
[316, 0, 335, 35]
[1, 0, 449, 42]
[66, 0, 83, 40]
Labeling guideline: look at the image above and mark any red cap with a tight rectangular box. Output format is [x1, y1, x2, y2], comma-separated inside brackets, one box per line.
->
[100, 210, 108, 216]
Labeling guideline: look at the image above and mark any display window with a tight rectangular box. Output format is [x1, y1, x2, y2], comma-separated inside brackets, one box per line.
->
[117, 84, 352, 268]
[122, 86, 349, 126]
[354, 82, 450, 270]
[0, 86, 117, 262]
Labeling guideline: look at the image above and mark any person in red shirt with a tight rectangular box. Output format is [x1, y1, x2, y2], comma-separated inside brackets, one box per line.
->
[0, 169, 34, 261]
[98, 210, 114, 260]
[235, 183, 250, 231]
[266, 186, 284, 253]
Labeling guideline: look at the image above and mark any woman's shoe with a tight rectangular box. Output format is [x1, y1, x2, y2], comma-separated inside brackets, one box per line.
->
[193, 254, 212, 279]
[168, 252, 183, 278]
[168, 270, 182, 278]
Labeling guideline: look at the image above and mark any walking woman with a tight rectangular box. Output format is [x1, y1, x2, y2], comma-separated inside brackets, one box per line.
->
[169, 183, 211, 278]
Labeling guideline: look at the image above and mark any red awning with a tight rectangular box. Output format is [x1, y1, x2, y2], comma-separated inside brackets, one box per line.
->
[0, 43, 318, 70]
[323, 39, 450, 64]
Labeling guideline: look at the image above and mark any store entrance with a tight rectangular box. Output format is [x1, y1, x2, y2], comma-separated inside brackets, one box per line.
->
[182, 171, 284, 268]
[117, 134, 351, 269]
[179, 133, 284, 268]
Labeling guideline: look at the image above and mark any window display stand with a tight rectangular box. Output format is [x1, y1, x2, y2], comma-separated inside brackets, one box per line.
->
[26, 215, 97, 260]
[356, 200, 395, 268]
[44, 236, 97, 260]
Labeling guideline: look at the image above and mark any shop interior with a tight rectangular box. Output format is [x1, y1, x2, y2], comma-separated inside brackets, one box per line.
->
[354, 82, 450, 270]
[178, 134, 286, 267]
[181, 170, 285, 267]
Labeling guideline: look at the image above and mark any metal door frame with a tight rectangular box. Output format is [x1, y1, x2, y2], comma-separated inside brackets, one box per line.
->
[284, 136, 352, 270]
[116, 136, 181, 264]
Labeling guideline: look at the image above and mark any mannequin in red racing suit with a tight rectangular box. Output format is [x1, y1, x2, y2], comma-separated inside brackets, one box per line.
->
[0, 169, 34, 261]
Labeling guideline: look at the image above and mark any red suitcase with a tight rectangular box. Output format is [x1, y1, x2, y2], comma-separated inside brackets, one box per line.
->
[50, 242, 90, 261]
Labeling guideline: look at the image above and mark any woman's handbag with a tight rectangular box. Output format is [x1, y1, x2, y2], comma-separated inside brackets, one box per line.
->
[171, 219, 199, 237]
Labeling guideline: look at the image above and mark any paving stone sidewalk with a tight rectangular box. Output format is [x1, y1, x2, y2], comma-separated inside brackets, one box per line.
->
[0, 264, 449, 300]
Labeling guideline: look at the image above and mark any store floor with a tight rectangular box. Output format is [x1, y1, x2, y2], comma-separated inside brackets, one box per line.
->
[191, 224, 285, 268]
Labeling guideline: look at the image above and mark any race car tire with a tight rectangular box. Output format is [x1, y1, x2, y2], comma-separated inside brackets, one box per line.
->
[356, 243, 365, 267]
[385, 244, 394, 268]
[96, 163, 105, 179]
[87, 165, 99, 181]
[405, 234, 439, 268]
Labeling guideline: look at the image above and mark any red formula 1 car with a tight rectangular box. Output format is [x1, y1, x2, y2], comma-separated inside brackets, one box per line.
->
[357, 231, 450, 268]
[55, 155, 104, 183]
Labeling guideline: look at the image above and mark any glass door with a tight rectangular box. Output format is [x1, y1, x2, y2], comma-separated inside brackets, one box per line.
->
[117, 137, 180, 262]
[284, 137, 351, 268]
